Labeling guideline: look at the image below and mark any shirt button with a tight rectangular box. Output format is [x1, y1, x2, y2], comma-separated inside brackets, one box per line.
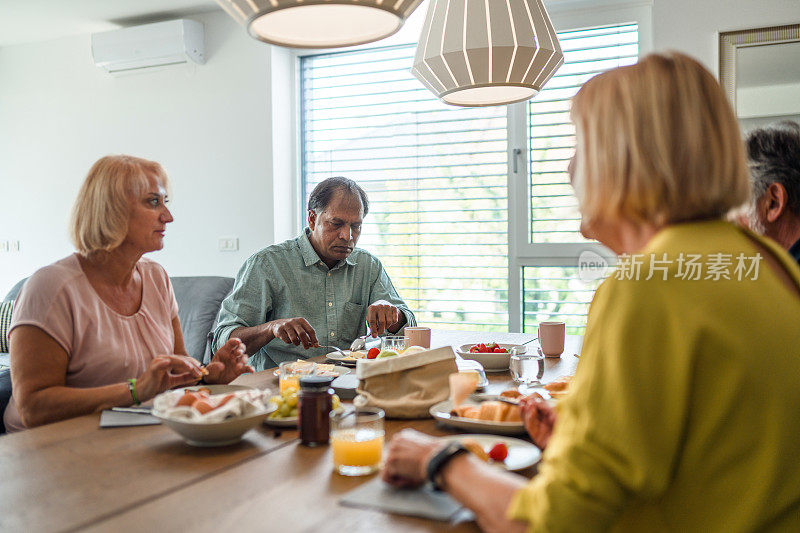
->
[327, 272, 331, 277]
[330, 332, 335, 337]
[328, 302, 333, 307]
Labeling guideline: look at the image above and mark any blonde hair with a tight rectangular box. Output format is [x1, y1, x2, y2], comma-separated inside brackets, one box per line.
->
[70, 155, 169, 256]
[570, 52, 749, 228]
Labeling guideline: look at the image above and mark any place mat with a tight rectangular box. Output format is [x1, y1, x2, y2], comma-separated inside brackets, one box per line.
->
[99, 410, 161, 428]
[339, 477, 468, 522]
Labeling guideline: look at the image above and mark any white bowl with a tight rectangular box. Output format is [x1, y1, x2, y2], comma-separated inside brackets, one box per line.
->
[457, 343, 526, 372]
[153, 385, 276, 447]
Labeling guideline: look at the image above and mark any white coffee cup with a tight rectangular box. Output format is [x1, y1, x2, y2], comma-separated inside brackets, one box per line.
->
[538, 321, 565, 357]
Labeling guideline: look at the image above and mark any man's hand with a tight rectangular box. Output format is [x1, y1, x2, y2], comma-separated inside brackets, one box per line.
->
[268, 317, 319, 349]
[519, 394, 557, 450]
[382, 429, 445, 489]
[205, 338, 254, 384]
[367, 300, 401, 337]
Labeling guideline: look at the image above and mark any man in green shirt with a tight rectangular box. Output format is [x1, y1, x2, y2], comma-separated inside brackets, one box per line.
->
[212, 177, 416, 370]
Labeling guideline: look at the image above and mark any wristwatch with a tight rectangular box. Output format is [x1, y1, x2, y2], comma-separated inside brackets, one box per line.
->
[426, 442, 468, 491]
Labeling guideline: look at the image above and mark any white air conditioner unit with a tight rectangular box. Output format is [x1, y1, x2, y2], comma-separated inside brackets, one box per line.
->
[91, 19, 205, 74]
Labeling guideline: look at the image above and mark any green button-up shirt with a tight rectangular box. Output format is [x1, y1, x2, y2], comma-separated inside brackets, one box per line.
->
[212, 230, 416, 370]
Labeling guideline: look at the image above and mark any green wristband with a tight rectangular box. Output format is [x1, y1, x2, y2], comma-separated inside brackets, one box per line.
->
[128, 378, 140, 405]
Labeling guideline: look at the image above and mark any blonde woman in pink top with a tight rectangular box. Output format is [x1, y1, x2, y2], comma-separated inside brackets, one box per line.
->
[4, 155, 253, 432]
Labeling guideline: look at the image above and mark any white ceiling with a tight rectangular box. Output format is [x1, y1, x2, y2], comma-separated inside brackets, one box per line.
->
[0, 0, 220, 48]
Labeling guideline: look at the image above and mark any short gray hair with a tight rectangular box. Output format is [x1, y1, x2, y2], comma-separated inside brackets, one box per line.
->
[307, 176, 369, 216]
[746, 121, 800, 214]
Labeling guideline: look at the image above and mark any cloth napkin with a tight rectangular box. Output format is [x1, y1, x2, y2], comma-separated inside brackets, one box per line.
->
[153, 389, 269, 423]
[339, 477, 473, 522]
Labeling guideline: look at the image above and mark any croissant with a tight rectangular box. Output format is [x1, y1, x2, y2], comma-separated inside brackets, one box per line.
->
[462, 438, 489, 461]
[452, 405, 481, 418]
[544, 376, 572, 393]
[452, 401, 521, 422]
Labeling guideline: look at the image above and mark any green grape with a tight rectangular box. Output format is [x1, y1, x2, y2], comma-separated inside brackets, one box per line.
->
[287, 394, 298, 408]
[289, 407, 298, 417]
[279, 403, 292, 417]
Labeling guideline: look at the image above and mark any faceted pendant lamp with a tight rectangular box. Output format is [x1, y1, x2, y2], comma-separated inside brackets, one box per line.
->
[412, 0, 563, 107]
[215, 0, 424, 49]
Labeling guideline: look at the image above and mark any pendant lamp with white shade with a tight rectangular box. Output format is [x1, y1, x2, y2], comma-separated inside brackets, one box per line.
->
[215, 0, 424, 49]
[412, 0, 563, 107]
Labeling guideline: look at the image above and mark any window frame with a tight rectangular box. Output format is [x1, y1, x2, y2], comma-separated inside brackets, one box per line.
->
[289, 1, 653, 332]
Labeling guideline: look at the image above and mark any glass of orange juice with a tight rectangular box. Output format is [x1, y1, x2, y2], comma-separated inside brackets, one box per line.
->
[330, 407, 385, 476]
[279, 361, 314, 394]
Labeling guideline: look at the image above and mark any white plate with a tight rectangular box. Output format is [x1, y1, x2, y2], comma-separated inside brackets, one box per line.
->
[272, 366, 349, 378]
[439, 434, 540, 471]
[429, 400, 527, 436]
[263, 415, 298, 428]
[456, 343, 527, 372]
[263, 405, 346, 429]
[325, 350, 367, 366]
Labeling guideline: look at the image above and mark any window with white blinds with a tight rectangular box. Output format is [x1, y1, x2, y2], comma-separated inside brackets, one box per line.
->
[530, 23, 639, 243]
[521, 23, 637, 335]
[300, 22, 639, 333]
[301, 45, 509, 331]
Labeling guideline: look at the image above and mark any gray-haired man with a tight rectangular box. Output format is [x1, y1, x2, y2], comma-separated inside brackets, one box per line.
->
[213, 177, 416, 370]
[742, 121, 800, 265]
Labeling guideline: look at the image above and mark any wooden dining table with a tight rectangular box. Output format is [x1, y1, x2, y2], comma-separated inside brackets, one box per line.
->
[0, 331, 581, 533]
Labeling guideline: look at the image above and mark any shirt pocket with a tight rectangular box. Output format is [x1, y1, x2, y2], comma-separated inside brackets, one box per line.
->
[341, 301, 365, 341]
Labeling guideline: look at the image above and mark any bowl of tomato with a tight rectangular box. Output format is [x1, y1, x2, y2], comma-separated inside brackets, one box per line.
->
[457, 343, 527, 372]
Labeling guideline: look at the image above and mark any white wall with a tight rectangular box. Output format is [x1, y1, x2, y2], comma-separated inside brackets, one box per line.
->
[2, 1, 799, 296]
[0, 10, 275, 295]
[652, 0, 800, 76]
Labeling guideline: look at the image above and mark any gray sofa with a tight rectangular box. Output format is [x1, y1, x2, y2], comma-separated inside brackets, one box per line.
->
[0, 275, 233, 434]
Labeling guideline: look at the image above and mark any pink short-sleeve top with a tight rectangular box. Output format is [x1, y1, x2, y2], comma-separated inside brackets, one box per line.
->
[3, 254, 178, 432]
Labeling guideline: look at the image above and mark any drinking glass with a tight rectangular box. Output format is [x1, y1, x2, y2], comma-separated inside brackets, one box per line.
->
[278, 361, 315, 394]
[331, 407, 385, 476]
[381, 335, 405, 353]
[509, 350, 545, 393]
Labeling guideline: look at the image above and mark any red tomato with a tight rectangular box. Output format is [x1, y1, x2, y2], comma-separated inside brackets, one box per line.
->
[493, 347, 505, 353]
[469, 346, 479, 353]
[488, 442, 508, 462]
[367, 347, 380, 359]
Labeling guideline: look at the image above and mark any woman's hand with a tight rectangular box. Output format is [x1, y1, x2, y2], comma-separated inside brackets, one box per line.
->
[136, 355, 204, 402]
[382, 429, 446, 489]
[204, 338, 254, 385]
[520, 394, 557, 449]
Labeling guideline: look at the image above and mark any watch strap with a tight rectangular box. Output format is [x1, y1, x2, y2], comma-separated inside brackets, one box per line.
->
[426, 442, 468, 491]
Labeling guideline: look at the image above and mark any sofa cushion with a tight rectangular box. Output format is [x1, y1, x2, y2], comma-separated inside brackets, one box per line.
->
[0, 300, 13, 353]
[171, 277, 234, 363]
[4, 278, 27, 302]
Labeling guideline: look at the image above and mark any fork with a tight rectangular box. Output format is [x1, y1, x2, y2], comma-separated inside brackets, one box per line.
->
[318, 345, 348, 358]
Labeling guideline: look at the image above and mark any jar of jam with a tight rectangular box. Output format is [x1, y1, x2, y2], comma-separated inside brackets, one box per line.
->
[298, 375, 335, 447]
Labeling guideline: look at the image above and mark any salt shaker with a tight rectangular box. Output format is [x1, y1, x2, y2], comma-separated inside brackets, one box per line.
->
[298, 375, 335, 447]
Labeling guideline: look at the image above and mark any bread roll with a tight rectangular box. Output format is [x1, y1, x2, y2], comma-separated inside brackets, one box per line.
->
[503, 406, 522, 422]
[500, 389, 522, 399]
